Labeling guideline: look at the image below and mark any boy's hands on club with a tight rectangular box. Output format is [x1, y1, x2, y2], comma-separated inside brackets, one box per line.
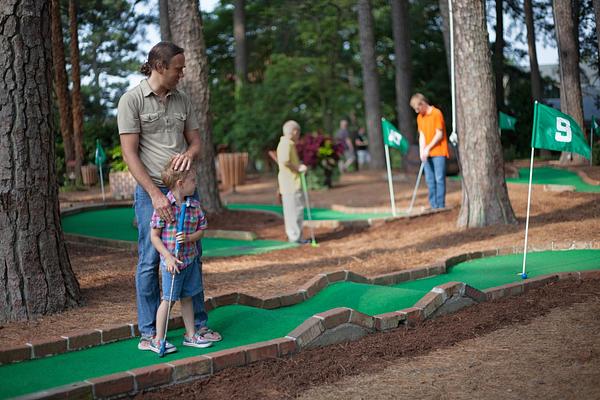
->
[165, 255, 182, 274]
[176, 232, 186, 244]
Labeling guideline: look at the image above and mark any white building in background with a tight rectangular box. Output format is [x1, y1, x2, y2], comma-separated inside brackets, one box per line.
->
[540, 63, 600, 124]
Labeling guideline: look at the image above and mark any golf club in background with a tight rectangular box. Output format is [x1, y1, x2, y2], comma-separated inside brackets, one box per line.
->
[159, 198, 188, 357]
[300, 172, 318, 248]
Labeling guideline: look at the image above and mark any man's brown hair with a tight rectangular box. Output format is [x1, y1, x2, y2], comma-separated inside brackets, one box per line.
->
[140, 42, 184, 76]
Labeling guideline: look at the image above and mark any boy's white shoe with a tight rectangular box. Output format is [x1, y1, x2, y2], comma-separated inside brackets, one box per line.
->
[182, 332, 213, 348]
[138, 336, 177, 354]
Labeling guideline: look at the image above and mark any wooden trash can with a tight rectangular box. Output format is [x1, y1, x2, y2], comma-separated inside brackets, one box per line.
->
[218, 152, 248, 192]
[81, 164, 98, 186]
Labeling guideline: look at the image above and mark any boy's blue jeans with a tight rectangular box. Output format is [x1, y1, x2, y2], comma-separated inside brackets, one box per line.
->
[423, 156, 447, 209]
[134, 185, 208, 337]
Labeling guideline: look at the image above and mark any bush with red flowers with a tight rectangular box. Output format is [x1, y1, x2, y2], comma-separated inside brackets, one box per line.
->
[296, 132, 344, 189]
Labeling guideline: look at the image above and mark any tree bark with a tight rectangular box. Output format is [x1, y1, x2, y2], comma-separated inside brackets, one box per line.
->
[357, 0, 385, 169]
[593, 0, 600, 72]
[0, 0, 81, 322]
[169, 0, 222, 212]
[159, 0, 172, 41]
[69, 0, 84, 182]
[454, 0, 516, 228]
[524, 0, 542, 102]
[234, 0, 247, 93]
[553, 0, 587, 165]
[438, 0, 451, 74]
[493, 0, 505, 109]
[391, 0, 416, 144]
[50, 0, 74, 166]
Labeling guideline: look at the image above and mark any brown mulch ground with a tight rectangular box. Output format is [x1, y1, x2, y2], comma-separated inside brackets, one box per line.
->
[138, 278, 600, 400]
[1, 169, 599, 343]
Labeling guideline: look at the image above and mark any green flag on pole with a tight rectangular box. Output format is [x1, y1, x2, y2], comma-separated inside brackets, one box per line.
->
[95, 139, 107, 167]
[499, 111, 517, 131]
[531, 102, 590, 159]
[592, 116, 600, 137]
[381, 118, 409, 155]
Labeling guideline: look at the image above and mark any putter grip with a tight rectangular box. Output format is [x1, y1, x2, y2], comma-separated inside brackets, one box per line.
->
[174, 200, 188, 258]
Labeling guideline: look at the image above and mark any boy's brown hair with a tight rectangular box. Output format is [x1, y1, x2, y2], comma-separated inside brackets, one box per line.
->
[161, 156, 194, 189]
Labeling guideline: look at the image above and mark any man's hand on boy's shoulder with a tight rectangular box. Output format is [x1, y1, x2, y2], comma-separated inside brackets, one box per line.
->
[152, 191, 174, 222]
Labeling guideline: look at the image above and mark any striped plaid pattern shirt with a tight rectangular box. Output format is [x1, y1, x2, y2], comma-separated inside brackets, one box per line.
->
[150, 191, 207, 269]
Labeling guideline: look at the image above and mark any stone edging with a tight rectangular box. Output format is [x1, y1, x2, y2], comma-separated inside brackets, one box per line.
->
[304, 207, 451, 229]
[6, 243, 599, 399]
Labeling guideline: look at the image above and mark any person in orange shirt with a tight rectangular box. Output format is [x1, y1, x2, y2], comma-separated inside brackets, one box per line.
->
[410, 93, 449, 209]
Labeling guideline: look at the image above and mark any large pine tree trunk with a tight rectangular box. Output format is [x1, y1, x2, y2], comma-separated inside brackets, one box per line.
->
[0, 0, 81, 322]
[553, 0, 587, 165]
[234, 0, 247, 93]
[357, 0, 384, 169]
[593, 0, 600, 71]
[169, 0, 222, 213]
[391, 0, 416, 144]
[159, 0, 172, 41]
[493, 0, 505, 109]
[50, 0, 75, 166]
[69, 0, 84, 182]
[454, 0, 516, 228]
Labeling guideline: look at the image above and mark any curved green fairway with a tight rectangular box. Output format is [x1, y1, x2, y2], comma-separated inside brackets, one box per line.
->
[226, 203, 395, 220]
[1, 250, 598, 399]
[506, 167, 600, 193]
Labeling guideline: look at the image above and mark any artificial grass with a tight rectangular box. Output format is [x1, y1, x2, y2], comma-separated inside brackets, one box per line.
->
[60, 208, 298, 257]
[505, 167, 600, 193]
[1, 249, 599, 399]
[226, 203, 395, 220]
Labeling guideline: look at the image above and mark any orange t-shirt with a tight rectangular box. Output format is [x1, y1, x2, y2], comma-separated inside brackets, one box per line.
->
[417, 106, 449, 158]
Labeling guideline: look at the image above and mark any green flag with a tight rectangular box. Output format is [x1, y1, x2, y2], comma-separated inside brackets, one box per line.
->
[531, 102, 590, 159]
[381, 118, 409, 155]
[95, 139, 107, 167]
[499, 111, 517, 131]
[592, 116, 600, 137]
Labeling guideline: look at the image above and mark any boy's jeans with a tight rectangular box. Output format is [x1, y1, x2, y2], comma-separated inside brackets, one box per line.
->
[134, 185, 208, 337]
[423, 156, 447, 209]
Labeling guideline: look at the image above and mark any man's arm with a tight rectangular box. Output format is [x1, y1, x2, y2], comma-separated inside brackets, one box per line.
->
[120, 133, 174, 222]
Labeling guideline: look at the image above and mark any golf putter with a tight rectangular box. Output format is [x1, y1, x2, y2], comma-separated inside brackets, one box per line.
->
[159, 198, 188, 357]
[300, 172, 318, 247]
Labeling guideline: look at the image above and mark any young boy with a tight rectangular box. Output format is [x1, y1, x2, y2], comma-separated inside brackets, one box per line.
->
[148, 160, 213, 353]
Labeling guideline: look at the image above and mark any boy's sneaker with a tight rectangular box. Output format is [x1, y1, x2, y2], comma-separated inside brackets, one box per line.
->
[138, 336, 177, 354]
[197, 327, 222, 342]
[183, 332, 213, 349]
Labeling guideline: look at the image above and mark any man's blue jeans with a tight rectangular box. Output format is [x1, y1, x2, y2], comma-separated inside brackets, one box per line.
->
[134, 185, 208, 337]
[423, 156, 447, 209]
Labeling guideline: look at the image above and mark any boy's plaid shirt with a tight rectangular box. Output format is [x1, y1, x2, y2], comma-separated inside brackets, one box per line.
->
[150, 191, 207, 269]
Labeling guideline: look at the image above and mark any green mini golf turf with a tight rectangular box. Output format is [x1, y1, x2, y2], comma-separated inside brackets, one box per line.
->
[60, 208, 297, 257]
[505, 167, 600, 193]
[1, 249, 598, 399]
[226, 203, 395, 220]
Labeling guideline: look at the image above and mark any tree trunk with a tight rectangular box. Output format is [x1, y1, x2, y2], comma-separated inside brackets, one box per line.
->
[593, 0, 600, 72]
[233, 0, 247, 94]
[69, 0, 84, 182]
[169, 0, 222, 212]
[159, 0, 172, 41]
[357, 0, 384, 169]
[391, 0, 416, 144]
[0, 0, 81, 323]
[493, 0, 505, 109]
[50, 0, 75, 166]
[454, 0, 516, 228]
[553, 0, 587, 165]
[438, 0, 451, 73]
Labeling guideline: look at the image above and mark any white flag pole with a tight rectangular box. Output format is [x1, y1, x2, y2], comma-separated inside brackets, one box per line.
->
[99, 164, 106, 202]
[407, 162, 424, 214]
[384, 144, 397, 217]
[521, 147, 535, 278]
[449, 0, 456, 140]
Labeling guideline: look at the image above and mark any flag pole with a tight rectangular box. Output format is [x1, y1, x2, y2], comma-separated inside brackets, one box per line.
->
[384, 144, 397, 217]
[591, 127, 594, 167]
[407, 162, 424, 214]
[99, 164, 106, 202]
[521, 101, 539, 279]
[449, 0, 456, 139]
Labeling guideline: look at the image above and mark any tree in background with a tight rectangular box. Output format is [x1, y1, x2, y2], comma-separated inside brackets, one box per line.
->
[524, 0, 542, 102]
[169, 0, 222, 212]
[0, 0, 81, 322]
[159, 0, 172, 41]
[50, 0, 75, 170]
[69, 0, 85, 182]
[234, 0, 248, 95]
[357, 0, 384, 169]
[454, 0, 516, 227]
[391, 0, 416, 144]
[493, 0, 505, 109]
[553, 0, 586, 165]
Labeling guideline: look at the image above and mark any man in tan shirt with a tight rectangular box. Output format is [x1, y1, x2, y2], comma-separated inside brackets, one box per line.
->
[117, 42, 221, 353]
[277, 120, 308, 243]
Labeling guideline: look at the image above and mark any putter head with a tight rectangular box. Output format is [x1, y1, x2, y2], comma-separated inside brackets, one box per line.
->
[158, 340, 166, 357]
[311, 240, 319, 248]
[520, 273, 528, 280]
